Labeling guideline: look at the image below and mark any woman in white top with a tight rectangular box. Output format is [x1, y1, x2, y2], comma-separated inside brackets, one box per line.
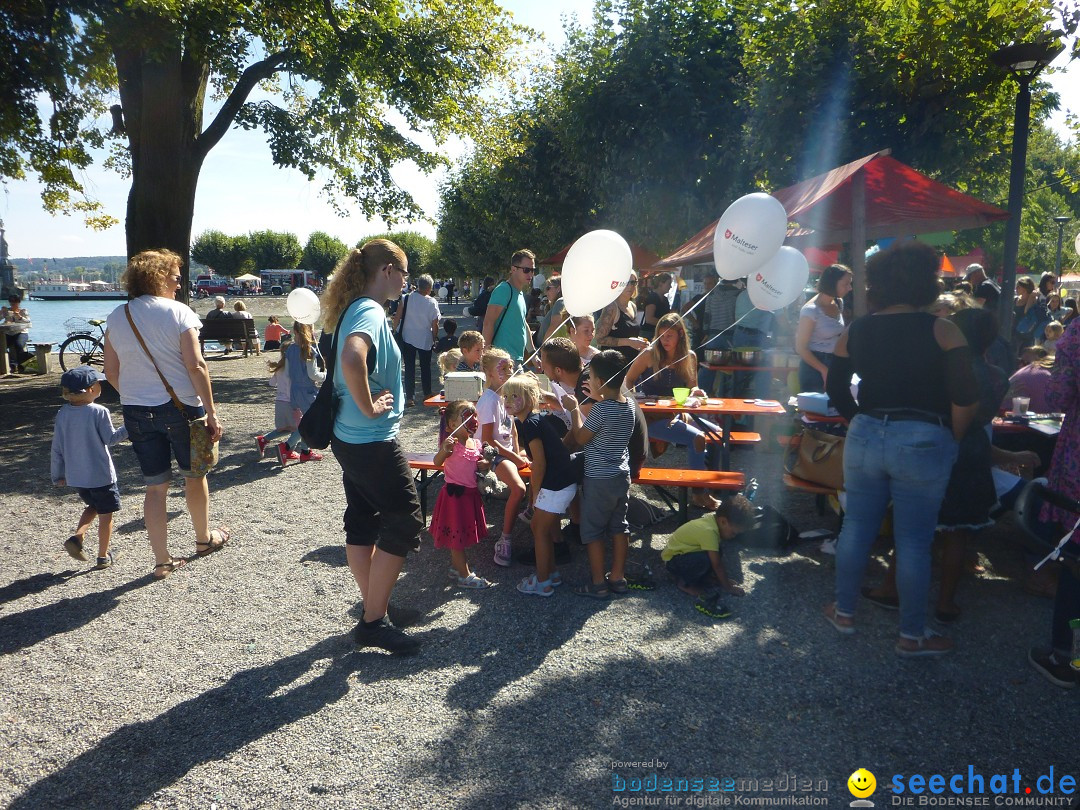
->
[393, 273, 441, 406]
[104, 250, 227, 579]
[795, 264, 852, 392]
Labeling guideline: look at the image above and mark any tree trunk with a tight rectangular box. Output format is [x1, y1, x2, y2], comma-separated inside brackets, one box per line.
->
[113, 23, 209, 304]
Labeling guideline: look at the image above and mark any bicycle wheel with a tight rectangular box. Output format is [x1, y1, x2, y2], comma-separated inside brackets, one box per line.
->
[59, 334, 105, 372]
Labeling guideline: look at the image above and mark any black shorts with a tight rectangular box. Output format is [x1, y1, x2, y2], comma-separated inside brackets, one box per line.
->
[331, 437, 424, 557]
[76, 483, 121, 514]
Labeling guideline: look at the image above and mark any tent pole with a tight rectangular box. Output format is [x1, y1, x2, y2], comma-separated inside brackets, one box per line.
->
[851, 168, 868, 316]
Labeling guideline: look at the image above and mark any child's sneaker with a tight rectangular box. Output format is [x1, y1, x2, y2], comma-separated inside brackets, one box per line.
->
[493, 536, 512, 567]
[95, 551, 117, 570]
[517, 504, 534, 524]
[256, 435, 268, 457]
[694, 590, 732, 619]
[299, 449, 323, 462]
[277, 443, 301, 467]
[64, 536, 88, 562]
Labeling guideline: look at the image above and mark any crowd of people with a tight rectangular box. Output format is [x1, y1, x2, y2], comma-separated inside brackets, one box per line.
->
[43, 239, 1080, 681]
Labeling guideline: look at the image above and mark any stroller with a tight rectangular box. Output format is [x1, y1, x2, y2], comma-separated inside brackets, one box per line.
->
[1013, 480, 1080, 571]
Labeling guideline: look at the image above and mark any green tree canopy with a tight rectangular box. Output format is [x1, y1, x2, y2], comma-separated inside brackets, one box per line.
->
[1, 0, 522, 297]
[191, 230, 251, 276]
[302, 232, 349, 280]
[357, 231, 437, 278]
[248, 230, 303, 271]
[438, 0, 1077, 276]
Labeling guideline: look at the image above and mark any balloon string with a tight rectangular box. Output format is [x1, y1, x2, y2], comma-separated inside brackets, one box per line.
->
[628, 309, 755, 393]
[598, 279, 728, 391]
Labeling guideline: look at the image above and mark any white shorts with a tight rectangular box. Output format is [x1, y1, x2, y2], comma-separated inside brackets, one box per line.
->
[534, 483, 577, 515]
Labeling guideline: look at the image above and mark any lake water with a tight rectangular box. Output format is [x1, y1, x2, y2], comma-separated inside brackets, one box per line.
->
[15, 299, 124, 349]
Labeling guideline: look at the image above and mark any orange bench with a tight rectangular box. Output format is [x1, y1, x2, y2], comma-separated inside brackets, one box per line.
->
[406, 452, 745, 523]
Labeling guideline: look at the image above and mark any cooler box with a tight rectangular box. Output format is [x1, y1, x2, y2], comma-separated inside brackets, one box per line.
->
[797, 392, 831, 415]
[444, 372, 486, 402]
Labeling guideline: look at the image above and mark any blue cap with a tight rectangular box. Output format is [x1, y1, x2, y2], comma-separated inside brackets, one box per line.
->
[60, 366, 106, 394]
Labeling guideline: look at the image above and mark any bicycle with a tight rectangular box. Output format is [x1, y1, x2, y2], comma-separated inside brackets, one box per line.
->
[59, 318, 107, 372]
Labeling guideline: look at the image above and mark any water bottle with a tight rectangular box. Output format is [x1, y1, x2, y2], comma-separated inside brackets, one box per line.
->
[744, 478, 759, 502]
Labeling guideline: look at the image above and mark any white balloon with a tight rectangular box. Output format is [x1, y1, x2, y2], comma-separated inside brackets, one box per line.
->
[748, 246, 809, 312]
[287, 287, 321, 325]
[560, 230, 633, 317]
[1074, 229, 1080, 258]
[712, 193, 788, 280]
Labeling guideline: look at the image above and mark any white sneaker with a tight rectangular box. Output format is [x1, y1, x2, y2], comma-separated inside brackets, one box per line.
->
[493, 537, 512, 567]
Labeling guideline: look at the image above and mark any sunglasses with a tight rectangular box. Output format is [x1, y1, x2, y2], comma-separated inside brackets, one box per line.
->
[512, 265, 536, 274]
[627, 279, 639, 286]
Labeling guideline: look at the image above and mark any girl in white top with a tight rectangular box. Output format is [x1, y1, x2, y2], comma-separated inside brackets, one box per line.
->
[475, 347, 527, 567]
[569, 315, 600, 365]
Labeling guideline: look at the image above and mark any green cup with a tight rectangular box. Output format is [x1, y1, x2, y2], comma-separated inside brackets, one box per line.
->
[672, 387, 690, 405]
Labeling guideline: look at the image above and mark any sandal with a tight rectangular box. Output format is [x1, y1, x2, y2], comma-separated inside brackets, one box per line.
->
[94, 551, 117, 570]
[453, 572, 495, 589]
[153, 558, 187, 579]
[823, 602, 855, 635]
[896, 631, 953, 658]
[195, 528, 230, 556]
[605, 574, 629, 594]
[549, 571, 563, 587]
[64, 535, 88, 562]
[517, 574, 554, 597]
[573, 582, 610, 600]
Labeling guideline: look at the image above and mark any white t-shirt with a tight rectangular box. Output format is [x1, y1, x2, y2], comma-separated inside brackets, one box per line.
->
[401, 292, 441, 351]
[106, 296, 203, 407]
[476, 388, 513, 446]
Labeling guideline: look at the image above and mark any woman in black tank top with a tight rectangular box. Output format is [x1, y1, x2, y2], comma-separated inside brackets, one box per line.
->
[823, 242, 979, 657]
[597, 272, 649, 366]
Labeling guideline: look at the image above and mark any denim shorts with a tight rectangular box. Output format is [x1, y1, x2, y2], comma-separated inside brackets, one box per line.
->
[581, 474, 630, 542]
[76, 482, 121, 514]
[123, 402, 206, 485]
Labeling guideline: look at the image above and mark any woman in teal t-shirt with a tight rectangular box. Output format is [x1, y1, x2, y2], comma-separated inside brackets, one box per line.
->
[322, 239, 425, 656]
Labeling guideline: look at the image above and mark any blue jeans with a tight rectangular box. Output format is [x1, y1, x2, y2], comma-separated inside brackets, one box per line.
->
[666, 551, 713, 587]
[697, 332, 732, 396]
[646, 416, 721, 470]
[834, 414, 957, 639]
[798, 350, 832, 393]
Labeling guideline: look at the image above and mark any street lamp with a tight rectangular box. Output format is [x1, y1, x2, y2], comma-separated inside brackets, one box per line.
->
[992, 38, 1063, 335]
[1053, 215, 1071, 279]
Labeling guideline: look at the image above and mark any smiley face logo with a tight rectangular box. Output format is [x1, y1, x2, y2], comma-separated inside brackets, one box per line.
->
[847, 769, 876, 798]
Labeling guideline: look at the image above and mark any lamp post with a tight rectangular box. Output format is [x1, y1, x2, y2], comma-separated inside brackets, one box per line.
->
[1053, 215, 1071, 279]
[992, 39, 1063, 336]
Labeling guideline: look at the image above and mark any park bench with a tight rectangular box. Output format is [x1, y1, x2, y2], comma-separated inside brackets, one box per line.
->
[405, 452, 744, 525]
[199, 318, 260, 357]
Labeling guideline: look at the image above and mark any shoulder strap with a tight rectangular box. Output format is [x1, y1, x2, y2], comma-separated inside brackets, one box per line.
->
[492, 281, 516, 342]
[124, 305, 188, 417]
[396, 292, 411, 335]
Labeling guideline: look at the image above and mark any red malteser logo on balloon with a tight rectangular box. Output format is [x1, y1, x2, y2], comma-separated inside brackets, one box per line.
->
[611, 280, 619, 289]
[756, 273, 764, 282]
[725, 229, 733, 240]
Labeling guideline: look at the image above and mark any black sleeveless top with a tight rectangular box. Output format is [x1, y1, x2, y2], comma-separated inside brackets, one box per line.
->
[842, 312, 976, 418]
[604, 303, 641, 365]
[640, 365, 685, 397]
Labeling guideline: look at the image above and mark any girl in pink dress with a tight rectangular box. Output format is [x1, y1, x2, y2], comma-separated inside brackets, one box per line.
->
[430, 400, 494, 588]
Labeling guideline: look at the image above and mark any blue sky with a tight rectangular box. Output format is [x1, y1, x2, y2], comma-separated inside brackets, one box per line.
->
[1, 2, 1076, 260]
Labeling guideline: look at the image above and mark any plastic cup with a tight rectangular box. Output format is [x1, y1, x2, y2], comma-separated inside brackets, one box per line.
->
[1070, 618, 1080, 672]
[672, 387, 690, 405]
[1013, 396, 1031, 415]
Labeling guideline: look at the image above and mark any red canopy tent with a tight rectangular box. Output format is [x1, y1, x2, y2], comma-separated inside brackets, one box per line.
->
[539, 242, 661, 270]
[654, 150, 1008, 312]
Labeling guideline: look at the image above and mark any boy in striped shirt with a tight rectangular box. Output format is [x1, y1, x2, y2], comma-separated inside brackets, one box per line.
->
[561, 350, 637, 599]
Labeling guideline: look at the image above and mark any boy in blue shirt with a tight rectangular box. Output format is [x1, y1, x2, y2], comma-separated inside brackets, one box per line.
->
[51, 367, 128, 568]
[562, 350, 637, 599]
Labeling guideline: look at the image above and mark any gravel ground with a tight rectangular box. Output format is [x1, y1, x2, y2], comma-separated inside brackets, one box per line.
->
[0, 305, 1076, 809]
